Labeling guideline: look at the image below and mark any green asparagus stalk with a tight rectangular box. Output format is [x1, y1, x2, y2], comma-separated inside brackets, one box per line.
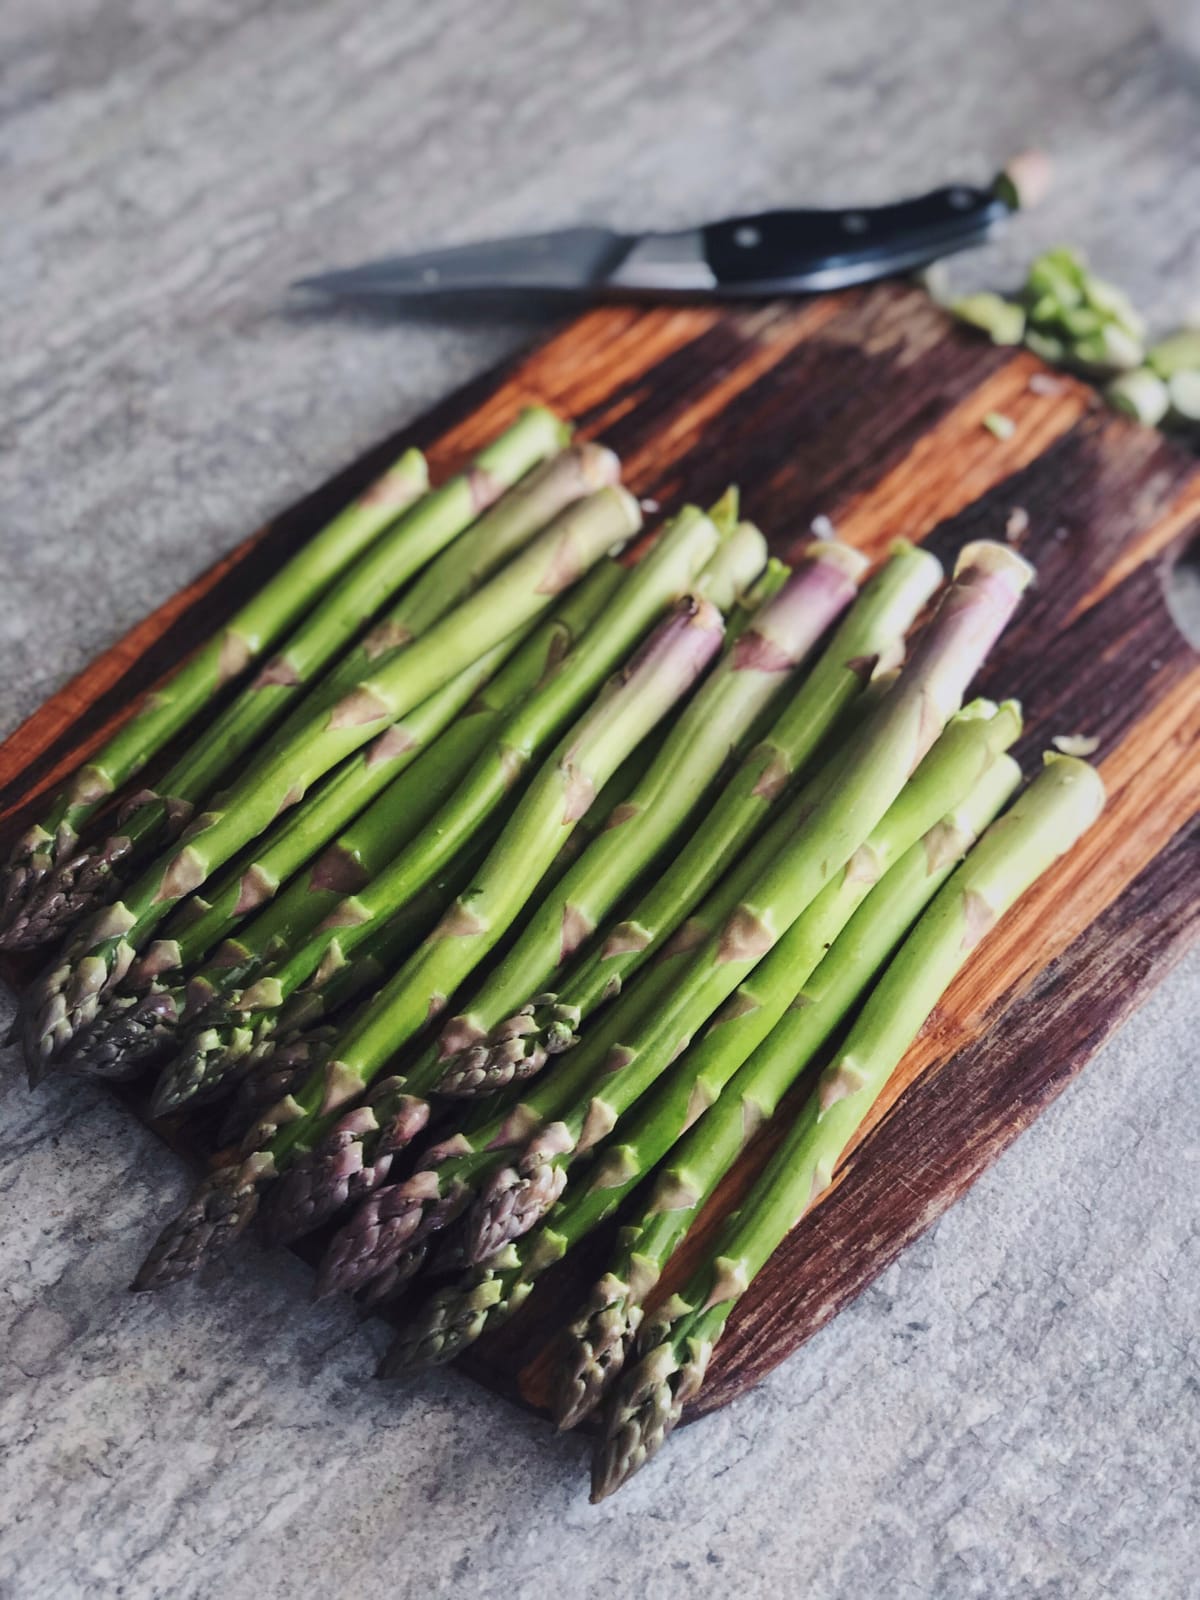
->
[383, 751, 1021, 1376]
[460, 541, 1033, 1263]
[8, 416, 578, 951]
[135, 565, 624, 1108]
[723, 558, 792, 646]
[310, 542, 1030, 1301]
[67, 564, 621, 1085]
[430, 542, 868, 1097]
[467, 541, 942, 1090]
[0, 446, 427, 944]
[132, 592, 724, 1290]
[24, 486, 641, 1073]
[177, 559, 622, 976]
[591, 753, 1105, 1498]
[144, 506, 721, 1107]
[550, 748, 1023, 1426]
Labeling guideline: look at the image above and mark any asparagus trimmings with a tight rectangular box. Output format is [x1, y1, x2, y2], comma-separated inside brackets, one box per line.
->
[147, 507, 720, 1113]
[431, 542, 868, 1097]
[132, 595, 724, 1289]
[4, 413, 571, 953]
[462, 542, 1034, 1263]
[591, 753, 1105, 1499]
[23, 485, 642, 1073]
[549, 750, 1023, 1427]
[383, 752, 1022, 1379]
[0, 445, 427, 946]
[472, 541, 943, 1091]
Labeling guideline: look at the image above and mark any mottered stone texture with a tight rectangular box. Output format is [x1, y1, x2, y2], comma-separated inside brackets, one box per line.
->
[2, 2, 1198, 1596]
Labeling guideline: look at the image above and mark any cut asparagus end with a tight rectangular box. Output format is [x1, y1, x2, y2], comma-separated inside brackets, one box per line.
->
[1106, 369, 1171, 427]
[696, 519, 768, 611]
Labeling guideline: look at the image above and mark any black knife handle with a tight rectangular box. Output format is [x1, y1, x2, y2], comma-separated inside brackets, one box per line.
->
[702, 184, 1010, 289]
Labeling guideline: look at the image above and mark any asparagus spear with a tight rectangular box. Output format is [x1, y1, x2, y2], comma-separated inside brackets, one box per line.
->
[69, 564, 621, 1085]
[0, 447, 429, 947]
[429, 542, 868, 1097]
[312, 543, 1030, 1300]
[592, 753, 1105, 1498]
[61, 635, 528, 1081]
[463, 541, 942, 1092]
[463, 541, 1033, 1263]
[133, 593, 724, 1289]
[550, 749, 1022, 1426]
[24, 486, 641, 1073]
[8, 417, 581, 951]
[384, 752, 1022, 1377]
[146, 506, 722, 1108]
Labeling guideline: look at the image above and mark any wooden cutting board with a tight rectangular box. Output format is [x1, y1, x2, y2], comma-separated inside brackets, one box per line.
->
[2, 282, 1198, 1424]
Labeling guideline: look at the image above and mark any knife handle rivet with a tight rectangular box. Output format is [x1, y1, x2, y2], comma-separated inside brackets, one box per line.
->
[842, 212, 869, 235]
[948, 187, 974, 210]
[733, 225, 762, 249]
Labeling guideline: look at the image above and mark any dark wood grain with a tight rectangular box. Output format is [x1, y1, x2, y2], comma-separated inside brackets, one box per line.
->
[2, 282, 1198, 1424]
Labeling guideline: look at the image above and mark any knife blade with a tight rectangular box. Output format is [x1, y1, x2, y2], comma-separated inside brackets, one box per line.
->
[295, 175, 1017, 303]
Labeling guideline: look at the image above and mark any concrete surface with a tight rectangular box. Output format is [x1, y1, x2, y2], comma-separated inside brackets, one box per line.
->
[1, 3, 1197, 1596]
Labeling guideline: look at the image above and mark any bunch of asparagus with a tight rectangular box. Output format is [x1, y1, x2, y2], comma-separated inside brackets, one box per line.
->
[3, 407, 1104, 1500]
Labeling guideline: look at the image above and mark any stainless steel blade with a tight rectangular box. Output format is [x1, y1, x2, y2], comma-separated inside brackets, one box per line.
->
[295, 226, 635, 297]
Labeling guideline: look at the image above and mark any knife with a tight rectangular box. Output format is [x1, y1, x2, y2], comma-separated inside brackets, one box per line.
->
[296, 161, 1044, 303]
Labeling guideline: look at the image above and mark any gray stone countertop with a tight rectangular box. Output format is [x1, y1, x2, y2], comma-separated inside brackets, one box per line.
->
[2, 3, 1197, 1596]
